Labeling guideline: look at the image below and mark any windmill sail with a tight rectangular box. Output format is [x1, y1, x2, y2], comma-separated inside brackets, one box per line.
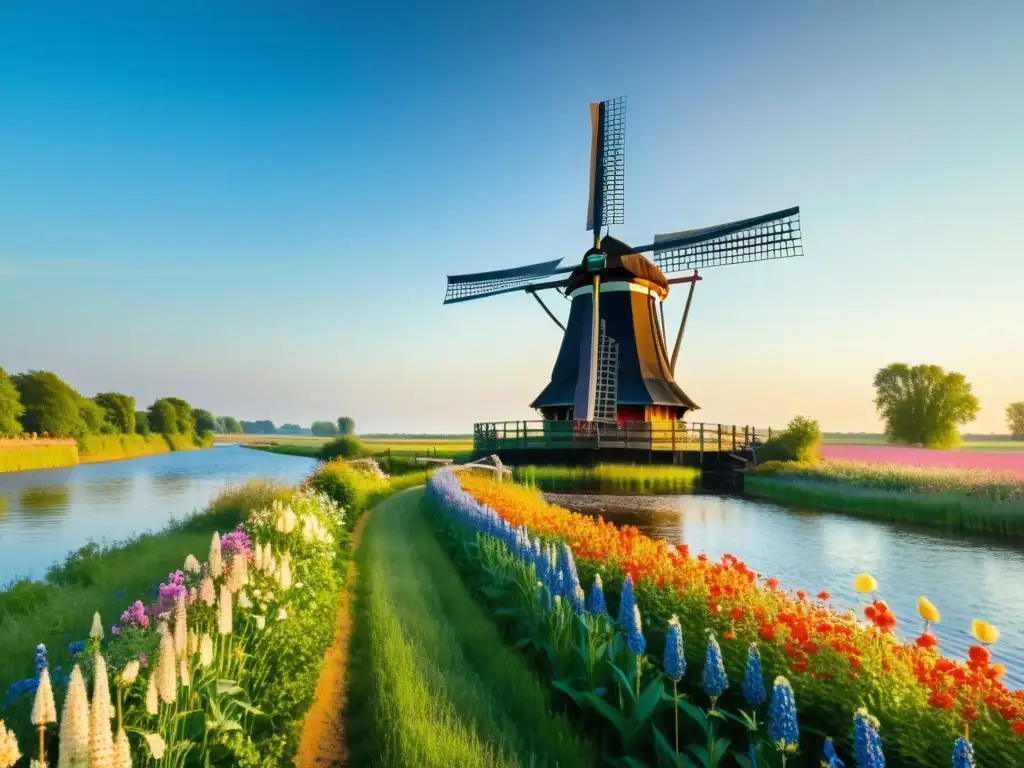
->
[586, 96, 626, 233]
[443, 258, 572, 304]
[646, 206, 802, 275]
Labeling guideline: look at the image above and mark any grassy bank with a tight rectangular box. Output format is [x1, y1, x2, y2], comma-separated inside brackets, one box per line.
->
[77, 432, 172, 463]
[344, 488, 595, 767]
[0, 439, 78, 472]
[746, 475, 1024, 535]
[515, 463, 700, 493]
[747, 460, 1024, 536]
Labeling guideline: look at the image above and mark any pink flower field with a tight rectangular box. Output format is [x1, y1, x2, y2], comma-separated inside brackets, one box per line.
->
[820, 444, 1024, 478]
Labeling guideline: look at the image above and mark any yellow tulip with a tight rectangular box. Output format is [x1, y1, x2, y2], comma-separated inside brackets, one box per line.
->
[992, 663, 1006, 678]
[853, 573, 878, 593]
[971, 619, 999, 644]
[917, 597, 940, 624]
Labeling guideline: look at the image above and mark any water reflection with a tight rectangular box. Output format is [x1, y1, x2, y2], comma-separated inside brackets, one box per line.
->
[546, 491, 1024, 687]
[0, 445, 316, 583]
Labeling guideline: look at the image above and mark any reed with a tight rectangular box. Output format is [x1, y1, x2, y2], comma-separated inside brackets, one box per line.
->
[514, 463, 700, 494]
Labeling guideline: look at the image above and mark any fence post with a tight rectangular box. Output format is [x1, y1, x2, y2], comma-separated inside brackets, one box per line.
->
[732, 425, 737, 450]
[699, 423, 705, 466]
[717, 424, 722, 452]
[768, 426, 773, 441]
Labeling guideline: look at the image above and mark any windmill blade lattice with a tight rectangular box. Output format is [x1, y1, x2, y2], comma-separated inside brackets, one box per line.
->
[648, 206, 802, 275]
[443, 258, 572, 304]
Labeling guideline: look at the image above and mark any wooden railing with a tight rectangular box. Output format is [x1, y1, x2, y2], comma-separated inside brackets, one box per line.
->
[472, 420, 776, 455]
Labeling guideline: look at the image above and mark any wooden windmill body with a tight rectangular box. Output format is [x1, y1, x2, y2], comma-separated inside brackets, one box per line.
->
[444, 97, 803, 428]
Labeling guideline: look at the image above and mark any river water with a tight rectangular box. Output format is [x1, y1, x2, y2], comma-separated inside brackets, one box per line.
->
[546, 491, 1024, 687]
[0, 445, 316, 584]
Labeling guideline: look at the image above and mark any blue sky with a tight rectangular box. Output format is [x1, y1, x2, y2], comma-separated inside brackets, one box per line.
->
[1, 1, 1021, 433]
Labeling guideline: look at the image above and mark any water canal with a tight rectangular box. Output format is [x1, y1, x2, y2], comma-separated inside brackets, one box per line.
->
[546, 490, 1024, 687]
[0, 445, 315, 584]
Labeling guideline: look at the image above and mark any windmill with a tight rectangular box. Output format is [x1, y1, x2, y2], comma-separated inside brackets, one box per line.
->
[443, 96, 803, 427]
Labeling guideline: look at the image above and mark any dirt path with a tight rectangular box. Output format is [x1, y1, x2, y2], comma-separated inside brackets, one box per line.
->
[295, 505, 372, 767]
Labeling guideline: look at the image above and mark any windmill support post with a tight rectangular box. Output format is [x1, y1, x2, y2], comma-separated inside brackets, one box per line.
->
[669, 271, 700, 374]
[586, 273, 601, 420]
[527, 288, 565, 331]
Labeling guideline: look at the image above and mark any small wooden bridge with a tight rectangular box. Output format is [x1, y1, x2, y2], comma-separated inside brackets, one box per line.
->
[472, 420, 776, 487]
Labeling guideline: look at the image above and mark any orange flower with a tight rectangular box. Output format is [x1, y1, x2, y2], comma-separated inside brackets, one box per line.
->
[817, 591, 830, 601]
[723, 631, 736, 640]
[791, 661, 808, 674]
[928, 692, 954, 709]
[915, 634, 938, 649]
[765, 578, 779, 590]
[728, 606, 744, 621]
[759, 624, 776, 642]
[801, 641, 819, 655]
[796, 590, 807, 601]
[1012, 721, 1024, 736]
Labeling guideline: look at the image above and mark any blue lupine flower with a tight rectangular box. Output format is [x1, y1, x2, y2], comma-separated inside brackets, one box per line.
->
[626, 605, 646, 655]
[570, 584, 585, 614]
[741, 643, 766, 707]
[952, 737, 975, 768]
[747, 743, 759, 768]
[588, 574, 607, 615]
[663, 616, 685, 682]
[68, 639, 86, 656]
[702, 634, 728, 698]
[618, 574, 636, 628]
[767, 676, 799, 750]
[823, 738, 845, 768]
[34, 643, 48, 677]
[852, 708, 885, 768]
[3, 676, 39, 708]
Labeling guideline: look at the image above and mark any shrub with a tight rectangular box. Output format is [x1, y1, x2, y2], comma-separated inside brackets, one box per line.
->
[319, 435, 364, 461]
[305, 460, 387, 524]
[93, 392, 136, 434]
[191, 407, 217, 435]
[134, 410, 150, 436]
[757, 415, 822, 463]
[0, 579, 55, 621]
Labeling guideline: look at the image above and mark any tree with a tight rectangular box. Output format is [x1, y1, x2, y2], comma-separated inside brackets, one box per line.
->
[78, 396, 110, 434]
[11, 371, 87, 438]
[148, 399, 180, 434]
[94, 392, 136, 434]
[219, 416, 243, 434]
[135, 411, 151, 436]
[311, 420, 339, 437]
[241, 420, 275, 435]
[278, 423, 303, 435]
[191, 408, 218, 435]
[336, 416, 355, 436]
[873, 363, 980, 449]
[0, 366, 24, 436]
[1007, 402, 1024, 439]
[163, 397, 194, 435]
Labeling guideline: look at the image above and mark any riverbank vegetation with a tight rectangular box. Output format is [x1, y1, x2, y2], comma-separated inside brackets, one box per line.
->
[0, 453, 429, 766]
[748, 460, 1024, 535]
[515, 464, 700, 493]
[448, 470, 1024, 766]
[0, 366, 219, 471]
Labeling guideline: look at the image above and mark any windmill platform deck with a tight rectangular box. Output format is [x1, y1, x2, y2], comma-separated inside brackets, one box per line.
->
[472, 420, 774, 474]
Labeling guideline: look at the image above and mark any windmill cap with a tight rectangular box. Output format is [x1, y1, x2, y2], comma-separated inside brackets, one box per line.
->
[565, 236, 668, 297]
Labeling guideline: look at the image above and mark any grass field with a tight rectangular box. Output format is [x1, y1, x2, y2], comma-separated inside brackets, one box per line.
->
[344, 489, 595, 767]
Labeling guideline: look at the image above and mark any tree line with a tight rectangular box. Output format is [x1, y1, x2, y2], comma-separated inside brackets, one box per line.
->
[236, 417, 356, 437]
[0, 366, 218, 443]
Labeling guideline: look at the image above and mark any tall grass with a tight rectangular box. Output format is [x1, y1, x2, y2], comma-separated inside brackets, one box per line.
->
[77, 432, 170, 463]
[0, 480, 288, 720]
[746, 476, 1024, 536]
[0, 441, 78, 473]
[344, 489, 595, 767]
[514, 463, 700, 493]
